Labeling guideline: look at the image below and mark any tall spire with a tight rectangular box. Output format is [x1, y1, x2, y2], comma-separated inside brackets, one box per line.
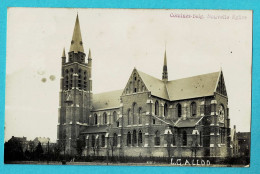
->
[69, 14, 84, 53]
[162, 49, 168, 81]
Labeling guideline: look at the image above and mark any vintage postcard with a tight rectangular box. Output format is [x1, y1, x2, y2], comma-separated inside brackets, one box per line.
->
[4, 8, 252, 167]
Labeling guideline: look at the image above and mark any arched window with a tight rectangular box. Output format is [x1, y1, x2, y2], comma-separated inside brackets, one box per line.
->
[103, 112, 107, 124]
[155, 101, 159, 116]
[138, 130, 143, 145]
[127, 109, 130, 125]
[65, 76, 69, 90]
[101, 135, 105, 147]
[127, 132, 131, 146]
[133, 130, 137, 145]
[96, 136, 99, 147]
[191, 102, 197, 116]
[132, 103, 136, 125]
[83, 73, 87, 90]
[154, 131, 160, 146]
[94, 114, 98, 125]
[91, 135, 95, 147]
[183, 131, 187, 146]
[113, 133, 118, 147]
[113, 111, 117, 123]
[164, 103, 168, 117]
[177, 104, 182, 118]
[138, 108, 142, 124]
[78, 74, 82, 89]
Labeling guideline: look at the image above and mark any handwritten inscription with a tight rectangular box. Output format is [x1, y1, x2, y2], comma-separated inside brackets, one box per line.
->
[170, 13, 247, 20]
[170, 158, 211, 166]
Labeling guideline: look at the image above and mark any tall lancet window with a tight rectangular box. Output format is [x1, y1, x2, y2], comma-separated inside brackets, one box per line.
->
[155, 101, 159, 116]
[78, 69, 82, 90]
[127, 109, 130, 125]
[138, 107, 142, 124]
[132, 103, 136, 125]
[177, 104, 182, 118]
[103, 112, 107, 124]
[191, 102, 197, 117]
[83, 71, 87, 90]
[164, 103, 168, 117]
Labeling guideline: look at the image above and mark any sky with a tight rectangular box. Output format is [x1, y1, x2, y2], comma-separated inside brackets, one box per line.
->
[5, 8, 252, 142]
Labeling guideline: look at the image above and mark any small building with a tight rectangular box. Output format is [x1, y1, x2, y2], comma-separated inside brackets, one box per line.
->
[230, 125, 238, 157]
[8, 136, 29, 152]
[33, 137, 51, 152]
[237, 132, 251, 157]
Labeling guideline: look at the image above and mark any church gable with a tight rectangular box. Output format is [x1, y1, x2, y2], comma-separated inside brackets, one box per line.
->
[215, 71, 227, 96]
[122, 69, 148, 95]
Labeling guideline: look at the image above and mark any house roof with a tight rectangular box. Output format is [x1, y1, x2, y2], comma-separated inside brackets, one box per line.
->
[137, 69, 220, 101]
[174, 117, 202, 128]
[237, 132, 251, 140]
[10, 136, 27, 142]
[33, 137, 50, 144]
[92, 89, 123, 111]
[81, 125, 109, 134]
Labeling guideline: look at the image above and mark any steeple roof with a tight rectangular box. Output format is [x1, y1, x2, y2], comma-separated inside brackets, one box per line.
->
[162, 49, 168, 81]
[164, 50, 167, 66]
[69, 14, 84, 53]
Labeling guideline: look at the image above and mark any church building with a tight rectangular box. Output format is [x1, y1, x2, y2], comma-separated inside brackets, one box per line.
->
[57, 15, 231, 158]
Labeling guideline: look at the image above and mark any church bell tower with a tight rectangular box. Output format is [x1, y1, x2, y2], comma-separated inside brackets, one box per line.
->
[57, 14, 93, 155]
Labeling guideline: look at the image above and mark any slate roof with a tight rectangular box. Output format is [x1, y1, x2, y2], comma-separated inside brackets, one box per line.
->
[81, 125, 109, 134]
[137, 69, 220, 101]
[175, 117, 202, 128]
[92, 89, 123, 111]
[167, 71, 220, 101]
[91, 70, 221, 110]
[137, 70, 170, 100]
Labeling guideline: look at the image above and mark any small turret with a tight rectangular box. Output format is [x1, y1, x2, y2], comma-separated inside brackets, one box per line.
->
[61, 48, 66, 64]
[88, 49, 92, 67]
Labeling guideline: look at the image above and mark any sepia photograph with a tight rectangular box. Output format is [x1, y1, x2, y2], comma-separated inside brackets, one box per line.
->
[4, 8, 252, 167]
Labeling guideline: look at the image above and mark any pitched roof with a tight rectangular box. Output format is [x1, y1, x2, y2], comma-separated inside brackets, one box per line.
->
[81, 125, 109, 134]
[167, 71, 220, 101]
[69, 14, 84, 53]
[92, 89, 123, 111]
[175, 117, 202, 128]
[136, 69, 220, 101]
[137, 70, 169, 100]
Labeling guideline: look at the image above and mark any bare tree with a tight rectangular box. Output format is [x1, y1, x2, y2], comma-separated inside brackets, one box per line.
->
[191, 132, 199, 158]
[73, 136, 86, 157]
